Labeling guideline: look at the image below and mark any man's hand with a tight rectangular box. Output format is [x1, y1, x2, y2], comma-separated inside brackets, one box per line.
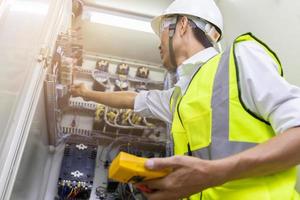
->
[70, 83, 90, 101]
[70, 83, 137, 109]
[138, 156, 228, 200]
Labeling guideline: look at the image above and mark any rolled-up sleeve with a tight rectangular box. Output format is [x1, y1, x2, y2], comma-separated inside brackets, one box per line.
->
[236, 41, 300, 134]
[134, 88, 174, 123]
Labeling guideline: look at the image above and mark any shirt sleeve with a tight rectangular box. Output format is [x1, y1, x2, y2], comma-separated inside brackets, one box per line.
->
[134, 88, 174, 123]
[235, 41, 300, 134]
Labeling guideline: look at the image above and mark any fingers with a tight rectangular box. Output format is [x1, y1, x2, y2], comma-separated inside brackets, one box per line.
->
[140, 177, 170, 191]
[70, 83, 84, 89]
[69, 83, 84, 96]
[134, 181, 173, 200]
[143, 190, 177, 200]
[69, 85, 79, 96]
[70, 84, 78, 91]
[145, 156, 183, 170]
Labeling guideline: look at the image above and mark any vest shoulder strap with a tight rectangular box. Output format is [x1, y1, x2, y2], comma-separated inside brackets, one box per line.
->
[234, 32, 283, 76]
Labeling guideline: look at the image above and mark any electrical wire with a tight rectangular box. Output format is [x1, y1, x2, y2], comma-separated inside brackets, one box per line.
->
[67, 188, 74, 199]
[104, 136, 164, 162]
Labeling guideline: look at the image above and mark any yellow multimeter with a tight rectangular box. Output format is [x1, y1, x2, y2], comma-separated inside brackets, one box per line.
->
[108, 152, 171, 183]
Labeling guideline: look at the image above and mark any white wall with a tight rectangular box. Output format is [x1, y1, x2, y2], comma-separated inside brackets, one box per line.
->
[218, 0, 300, 86]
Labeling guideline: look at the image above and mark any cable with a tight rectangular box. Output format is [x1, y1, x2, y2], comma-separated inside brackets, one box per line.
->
[67, 188, 74, 199]
[128, 184, 138, 200]
[104, 136, 165, 163]
[55, 133, 72, 146]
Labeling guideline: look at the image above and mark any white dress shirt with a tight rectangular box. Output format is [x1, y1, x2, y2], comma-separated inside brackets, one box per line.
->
[134, 41, 300, 134]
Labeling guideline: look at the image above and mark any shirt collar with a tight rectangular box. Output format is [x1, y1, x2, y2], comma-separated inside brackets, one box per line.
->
[176, 47, 219, 78]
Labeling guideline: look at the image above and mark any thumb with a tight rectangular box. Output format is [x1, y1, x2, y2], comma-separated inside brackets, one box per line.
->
[145, 156, 181, 170]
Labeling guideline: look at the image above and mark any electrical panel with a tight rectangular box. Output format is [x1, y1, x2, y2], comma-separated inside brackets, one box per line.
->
[45, 25, 167, 200]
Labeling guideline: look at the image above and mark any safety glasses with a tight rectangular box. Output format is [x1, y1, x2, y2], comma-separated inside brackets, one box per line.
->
[158, 15, 199, 38]
[159, 16, 178, 38]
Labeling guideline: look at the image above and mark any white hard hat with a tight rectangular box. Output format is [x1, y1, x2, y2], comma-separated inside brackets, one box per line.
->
[151, 0, 223, 40]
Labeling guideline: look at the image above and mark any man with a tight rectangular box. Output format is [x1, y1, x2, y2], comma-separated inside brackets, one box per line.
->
[71, 0, 300, 199]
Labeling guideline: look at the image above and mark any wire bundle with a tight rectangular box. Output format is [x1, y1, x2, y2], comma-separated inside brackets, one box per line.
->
[57, 180, 92, 200]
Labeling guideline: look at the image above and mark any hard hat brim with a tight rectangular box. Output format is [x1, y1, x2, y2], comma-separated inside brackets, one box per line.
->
[151, 15, 164, 37]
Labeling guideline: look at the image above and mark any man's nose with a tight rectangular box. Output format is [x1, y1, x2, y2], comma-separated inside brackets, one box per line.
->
[158, 45, 161, 51]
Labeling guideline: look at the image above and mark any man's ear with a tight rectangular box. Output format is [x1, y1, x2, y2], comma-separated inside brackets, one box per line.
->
[179, 16, 189, 37]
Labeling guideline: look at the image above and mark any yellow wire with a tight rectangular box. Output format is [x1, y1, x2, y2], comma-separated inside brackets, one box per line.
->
[67, 188, 74, 199]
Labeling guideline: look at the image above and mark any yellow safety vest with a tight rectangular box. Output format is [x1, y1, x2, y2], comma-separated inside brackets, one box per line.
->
[170, 33, 299, 200]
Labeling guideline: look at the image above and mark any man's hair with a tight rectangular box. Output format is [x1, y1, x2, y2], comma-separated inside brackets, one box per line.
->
[178, 15, 213, 48]
[191, 26, 213, 48]
[188, 19, 213, 48]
